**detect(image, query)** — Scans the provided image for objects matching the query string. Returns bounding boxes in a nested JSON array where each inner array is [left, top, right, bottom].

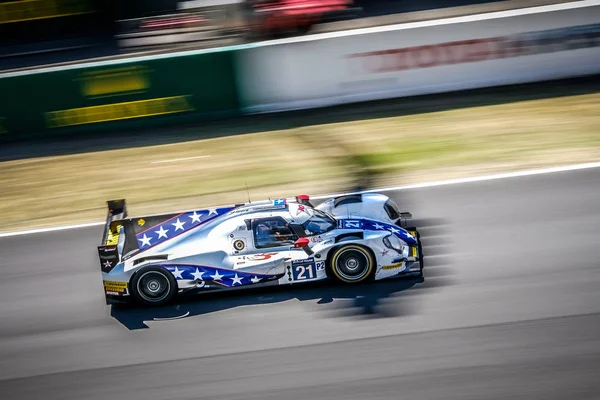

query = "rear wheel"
[[130, 266, 177, 306], [328, 245, 375, 283]]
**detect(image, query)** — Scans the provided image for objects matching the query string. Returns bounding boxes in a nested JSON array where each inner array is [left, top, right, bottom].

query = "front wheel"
[[130, 266, 177, 306], [328, 245, 375, 283]]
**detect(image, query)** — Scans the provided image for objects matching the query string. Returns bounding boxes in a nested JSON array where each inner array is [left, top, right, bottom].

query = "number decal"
[[297, 265, 306, 280], [293, 263, 315, 280]]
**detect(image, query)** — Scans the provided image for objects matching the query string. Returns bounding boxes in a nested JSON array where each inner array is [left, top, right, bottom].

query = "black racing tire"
[[130, 266, 177, 306], [327, 244, 375, 284]]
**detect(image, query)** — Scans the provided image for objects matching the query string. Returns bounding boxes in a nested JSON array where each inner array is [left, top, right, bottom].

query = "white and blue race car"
[[98, 193, 423, 306]]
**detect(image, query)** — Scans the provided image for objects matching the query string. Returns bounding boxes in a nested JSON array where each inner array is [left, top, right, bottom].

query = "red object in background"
[[252, 0, 351, 34]]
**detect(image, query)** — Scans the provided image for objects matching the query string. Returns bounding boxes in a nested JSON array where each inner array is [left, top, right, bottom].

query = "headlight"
[[383, 234, 406, 253]]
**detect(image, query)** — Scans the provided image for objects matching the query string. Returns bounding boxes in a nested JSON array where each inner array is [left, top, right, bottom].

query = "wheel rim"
[[334, 248, 371, 281], [137, 271, 171, 303]]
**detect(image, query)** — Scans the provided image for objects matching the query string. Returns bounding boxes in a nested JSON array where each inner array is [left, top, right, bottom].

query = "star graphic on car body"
[[155, 226, 169, 239], [191, 268, 205, 281], [139, 234, 152, 247], [373, 223, 385, 230], [172, 267, 184, 279], [189, 211, 202, 223], [172, 218, 186, 231], [250, 276, 261, 284], [230, 273, 243, 286], [207, 208, 219, 217], [103, 260, 112, 268], [210, 270, 224, 281]]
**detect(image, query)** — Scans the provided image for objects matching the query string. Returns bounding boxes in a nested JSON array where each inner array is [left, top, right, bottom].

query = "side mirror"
[[294, 238, 310, 248], [294, 237, 314, 256]]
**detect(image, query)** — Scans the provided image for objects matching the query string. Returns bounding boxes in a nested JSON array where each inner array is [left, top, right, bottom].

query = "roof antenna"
[[245, 183, 251, 204]]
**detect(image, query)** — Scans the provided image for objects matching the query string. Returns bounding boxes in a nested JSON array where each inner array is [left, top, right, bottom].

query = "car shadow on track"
[[110, 276, 432, 330]]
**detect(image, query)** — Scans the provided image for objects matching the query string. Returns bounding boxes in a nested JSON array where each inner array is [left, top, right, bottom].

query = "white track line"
[[1, 161, 599, 238], [311, 161, 600, 199], [0, 221, 105, 238], [151, 155, 210, 164]]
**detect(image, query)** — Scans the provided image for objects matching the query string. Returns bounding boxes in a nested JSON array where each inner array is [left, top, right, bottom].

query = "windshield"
[[302, 210, 336, 235]]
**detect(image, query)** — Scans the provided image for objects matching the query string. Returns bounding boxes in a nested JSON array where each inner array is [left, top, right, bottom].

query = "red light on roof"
[[297, 194, 310, 200]]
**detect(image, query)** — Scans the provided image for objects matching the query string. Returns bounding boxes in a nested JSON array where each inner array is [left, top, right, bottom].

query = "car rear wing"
[[98, 199, 139, 274], [101, 199, 128, 246]]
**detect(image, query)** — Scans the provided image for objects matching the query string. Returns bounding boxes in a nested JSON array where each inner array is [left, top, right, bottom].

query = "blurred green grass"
[[0, 91, 599, 232]]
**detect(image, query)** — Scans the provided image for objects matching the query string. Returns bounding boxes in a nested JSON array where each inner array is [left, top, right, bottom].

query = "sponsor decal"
[[310, 235, 322, 243], [105, 224, 122, 246], [412, 246, 418, 257], [292, 257, 314, 265], [381, 249, 389, 256], [78, 66, 150, 98], [315, 261, 325, 271], [103, 281, 127, 293], [342, 220, 361, 229], [247, 252, 278, 261], [98, 245, 119, 273], [138, 218, 146, 226], [349, 23, 600, 73], [233, 239, 245, 251], [45, 95, 194, 128], [231, 204, 286, 214], [382, 263, 403, 270], [296, 204, 307, 216]]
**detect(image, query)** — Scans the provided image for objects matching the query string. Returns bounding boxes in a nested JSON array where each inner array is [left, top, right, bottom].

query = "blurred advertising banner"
[[0, 50, 241, 138]]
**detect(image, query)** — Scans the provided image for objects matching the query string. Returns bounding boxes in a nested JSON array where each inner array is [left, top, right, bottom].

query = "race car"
[[98, 193, 423, 306]]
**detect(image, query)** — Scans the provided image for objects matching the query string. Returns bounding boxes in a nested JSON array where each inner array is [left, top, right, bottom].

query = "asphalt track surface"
[[1, 167, 599, 399]]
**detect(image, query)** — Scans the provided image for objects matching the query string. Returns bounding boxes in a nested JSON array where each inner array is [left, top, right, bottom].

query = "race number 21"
[[293, 263, 315, 280]]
